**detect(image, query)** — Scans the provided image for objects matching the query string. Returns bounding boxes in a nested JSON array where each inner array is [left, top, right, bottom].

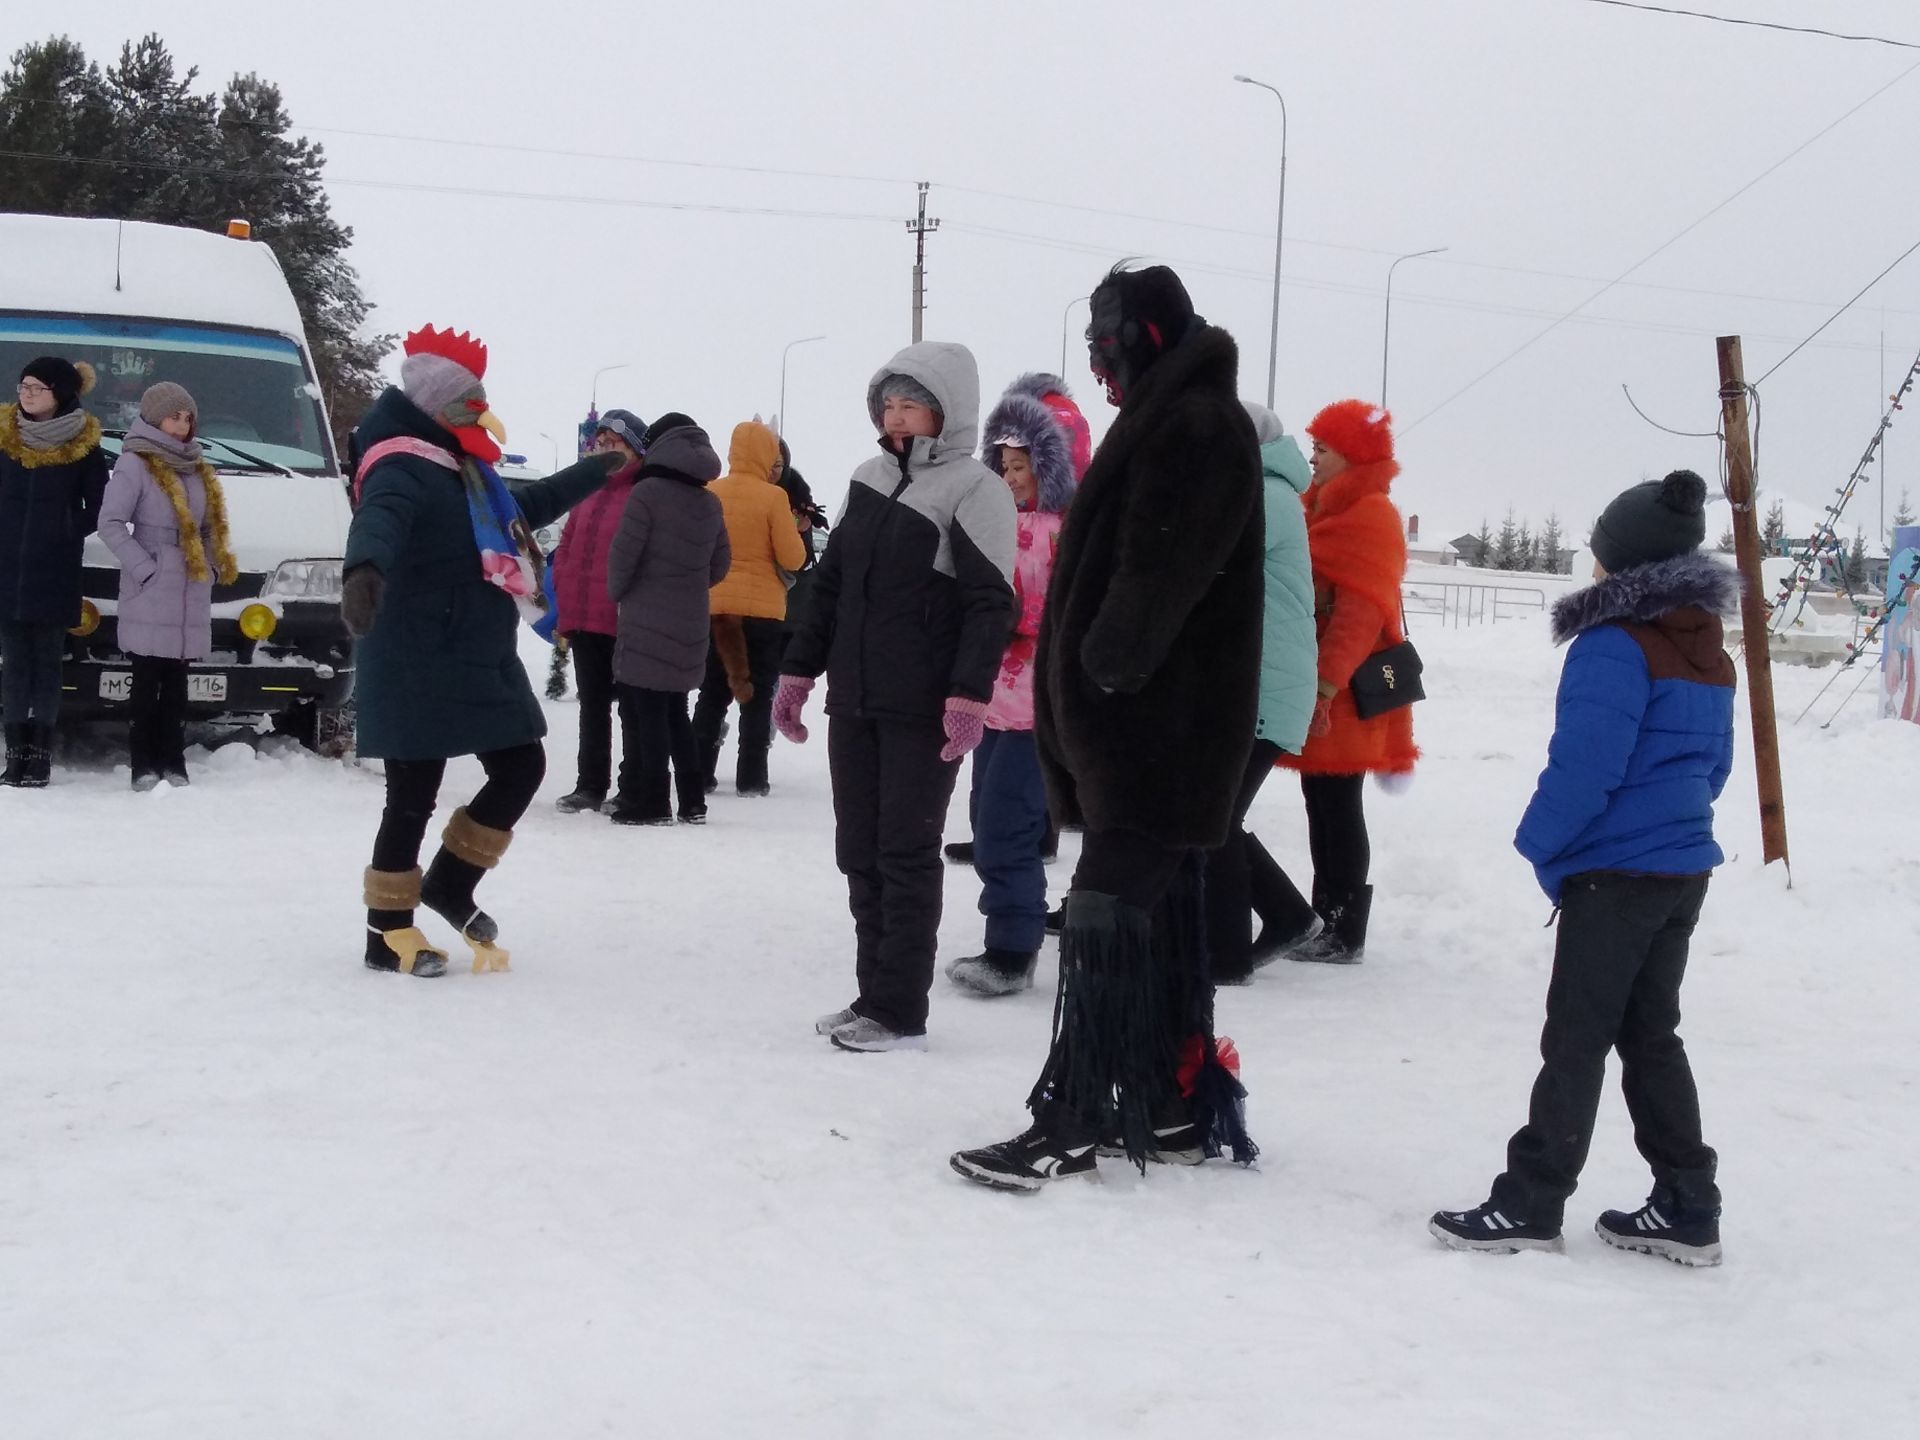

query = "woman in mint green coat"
[[1207, 401, 1317, 982]]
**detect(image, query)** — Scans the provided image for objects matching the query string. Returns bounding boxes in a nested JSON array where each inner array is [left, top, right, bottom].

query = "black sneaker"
[[556, 789, 605, 814], [1596, 1191, 1723, 1267], [950, 1125, 1097, 1192], [1429, 1201, 1565, 1254], [678, 809, 708, 825], [1095, 1121, 1206, 1166], [943, 841, 975, 865], [607, 803, 674, 826]]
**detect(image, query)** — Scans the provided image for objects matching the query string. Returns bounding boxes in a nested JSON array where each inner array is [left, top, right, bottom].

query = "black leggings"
[[372, 742, 547, 873], [1302, 773, 1369, 897]]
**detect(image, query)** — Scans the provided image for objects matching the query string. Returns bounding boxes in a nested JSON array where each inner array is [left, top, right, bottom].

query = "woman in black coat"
[[0, 356, 109, 787]]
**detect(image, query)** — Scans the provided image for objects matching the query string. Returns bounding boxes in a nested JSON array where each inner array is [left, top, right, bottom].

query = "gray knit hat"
[[139, 381, 198, 427], [400, 351, 482, 421], [1590, 470, 1708, 573], [878, 373, 942, 419]]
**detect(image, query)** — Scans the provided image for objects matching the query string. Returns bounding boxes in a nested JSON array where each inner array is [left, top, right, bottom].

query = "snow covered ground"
[[4, 619, 1916, 1438]]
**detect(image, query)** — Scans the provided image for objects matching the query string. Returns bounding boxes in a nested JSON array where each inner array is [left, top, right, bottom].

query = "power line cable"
[[1752, 235, 1920, 385], [1575, 0, 1920, 49], [1400, 57, 1920, 434]]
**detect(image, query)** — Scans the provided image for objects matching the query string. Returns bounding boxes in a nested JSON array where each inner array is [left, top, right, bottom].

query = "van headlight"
[[264, 559, 344, 603]]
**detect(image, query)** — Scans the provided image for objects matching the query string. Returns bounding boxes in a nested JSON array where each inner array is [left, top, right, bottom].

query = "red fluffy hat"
[[1306, 399, 1395, 467]]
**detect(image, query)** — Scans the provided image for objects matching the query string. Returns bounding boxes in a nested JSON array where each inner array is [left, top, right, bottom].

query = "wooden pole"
[[1716, 335, 1791, 876]]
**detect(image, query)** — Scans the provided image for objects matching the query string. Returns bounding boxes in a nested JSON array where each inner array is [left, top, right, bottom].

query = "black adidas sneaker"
[[950, 1125, 1096, 1192], [1596, 1192, 1723, 1267], [1429, 1201, 1565, 1254]]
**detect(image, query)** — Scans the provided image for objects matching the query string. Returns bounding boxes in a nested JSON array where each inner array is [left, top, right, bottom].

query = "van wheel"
[[280, 701, 356, 759]]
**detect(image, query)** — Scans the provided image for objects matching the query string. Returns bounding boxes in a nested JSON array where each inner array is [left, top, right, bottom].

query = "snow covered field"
[[4, 618, 1915, 1438]]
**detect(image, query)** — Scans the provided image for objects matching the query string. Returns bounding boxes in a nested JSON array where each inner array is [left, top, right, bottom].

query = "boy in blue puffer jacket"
[[1431, 470, 1737, 1266]]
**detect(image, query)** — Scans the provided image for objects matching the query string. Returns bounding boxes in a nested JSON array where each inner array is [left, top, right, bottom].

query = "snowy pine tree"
[[1470, 520, 1494, 568], [1540, 513, 1565, 574], [1717, 526, 1736, 553], [1763, 499, 1787, 552], [1515, 521, 1536, 573], [1493, 509, 1522, 570], [1845, 530, 1869, 589], [1892, 488, 1916, 544]]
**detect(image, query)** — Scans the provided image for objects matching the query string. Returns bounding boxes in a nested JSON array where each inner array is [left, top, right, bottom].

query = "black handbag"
[[1349, 637, 1424, 719]]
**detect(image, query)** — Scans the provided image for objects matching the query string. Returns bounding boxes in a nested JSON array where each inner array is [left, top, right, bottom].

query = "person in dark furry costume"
[[950, 265, 1265, 1192], [1432, 471, 1736, 1265]]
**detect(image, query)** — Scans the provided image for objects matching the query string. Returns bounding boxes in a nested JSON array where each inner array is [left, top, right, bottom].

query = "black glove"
[[342, 563, 385, 637]]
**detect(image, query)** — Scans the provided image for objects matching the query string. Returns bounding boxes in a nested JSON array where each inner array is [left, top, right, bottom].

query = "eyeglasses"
[[16, 381, 53, 397]]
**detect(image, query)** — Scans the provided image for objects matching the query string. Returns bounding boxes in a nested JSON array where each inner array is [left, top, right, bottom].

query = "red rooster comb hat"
[[399, 324, 503, 462]]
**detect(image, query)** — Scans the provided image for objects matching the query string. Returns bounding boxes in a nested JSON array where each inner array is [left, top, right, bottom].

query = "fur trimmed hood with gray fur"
[[1551, 550, 1741, 644], [981, 381, 1076, 515]]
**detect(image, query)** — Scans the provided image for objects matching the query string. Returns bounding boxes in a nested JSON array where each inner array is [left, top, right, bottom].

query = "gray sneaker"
[[814, 1006, 858, 1036], [829, 1016, 928, 1052]]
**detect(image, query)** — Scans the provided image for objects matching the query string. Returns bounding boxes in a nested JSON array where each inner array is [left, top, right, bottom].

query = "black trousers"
[[565, 630, 621, 798], [371, 741, 548, 876], [1491, 871, 1720, 1227], [127, 655, 189, 777], [1203, 740, 1283, 980], [1250, 771, 1371, 933], [618, 685, 704, 820], [691, 616, 785, 791], [828, 714, 962, 1035], [0, 620, 67, 726]]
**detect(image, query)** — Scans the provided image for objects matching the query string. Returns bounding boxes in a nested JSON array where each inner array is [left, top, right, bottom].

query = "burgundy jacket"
[[552, 459, 638, 636]]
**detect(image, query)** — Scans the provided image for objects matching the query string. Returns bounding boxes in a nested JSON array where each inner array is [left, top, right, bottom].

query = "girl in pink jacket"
[[947, 375, 1089, 996]]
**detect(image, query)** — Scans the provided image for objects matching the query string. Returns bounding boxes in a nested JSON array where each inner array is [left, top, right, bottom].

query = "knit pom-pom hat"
[[1306, 399, 1395, 467], [1590, 469, 1709, 573], [19, 356, 95, 415]]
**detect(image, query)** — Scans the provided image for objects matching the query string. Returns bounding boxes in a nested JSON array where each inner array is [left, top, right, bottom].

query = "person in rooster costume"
[[343, 325, 622, 978]]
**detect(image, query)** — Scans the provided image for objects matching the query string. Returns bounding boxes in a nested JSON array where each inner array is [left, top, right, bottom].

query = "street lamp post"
[[1233, 74, 1287, 410], [1061, 294, 1089, 377], [779, 335, 827, 436], [537, 431, 559, 470], [589, 362, 632, 418], [1381, 246, 1447, 409]]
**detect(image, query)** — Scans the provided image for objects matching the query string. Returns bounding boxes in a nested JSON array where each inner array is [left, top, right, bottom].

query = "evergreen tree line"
[[0, 34, 388, 456], [1461, 509, 1571, 574]]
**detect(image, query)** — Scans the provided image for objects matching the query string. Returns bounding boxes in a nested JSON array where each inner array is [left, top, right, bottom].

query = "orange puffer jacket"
[[708, 420, 808, 620], [1278, 457, 1418, 777]]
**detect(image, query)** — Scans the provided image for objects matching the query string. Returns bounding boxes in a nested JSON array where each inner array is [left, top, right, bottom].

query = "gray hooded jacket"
[[780, 341, 1017, 721], [607, 425, 731, 691]]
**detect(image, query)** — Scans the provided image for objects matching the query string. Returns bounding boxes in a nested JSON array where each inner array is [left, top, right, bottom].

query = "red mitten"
[[939, 697, 989, 763], [772, 675, 815, 744]]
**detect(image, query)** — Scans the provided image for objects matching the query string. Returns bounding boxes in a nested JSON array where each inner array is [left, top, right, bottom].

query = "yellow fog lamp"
[[239, 603, 278, 641], [69, 600, 101, 638]]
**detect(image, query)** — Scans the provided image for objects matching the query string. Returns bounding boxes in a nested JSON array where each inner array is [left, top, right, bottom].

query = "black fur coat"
[[1034, 325, 1264, 849]]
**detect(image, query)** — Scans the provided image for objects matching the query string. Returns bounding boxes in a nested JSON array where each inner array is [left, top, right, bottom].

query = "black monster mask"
[[1084, 266, 1198, 408]]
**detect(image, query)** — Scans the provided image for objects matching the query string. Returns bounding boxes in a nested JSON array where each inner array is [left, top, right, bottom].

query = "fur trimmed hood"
[[1551, 551, 1740, 644], [981, 384, 1076, 514]]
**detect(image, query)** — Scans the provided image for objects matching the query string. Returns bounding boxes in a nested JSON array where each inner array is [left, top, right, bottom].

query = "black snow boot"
[[736, 746, 770, 797], [946, 948, 1039, 996], [1290, 885, 1372, 964], [1245, 832, 1320, 965], [1596, 1188, 1723, 1267], [25, 724, 53, 787], [362, 866, 449, 979], [420, 807, 513, 971], [1, 724, 27, 787], [943, 840, 975, 865]]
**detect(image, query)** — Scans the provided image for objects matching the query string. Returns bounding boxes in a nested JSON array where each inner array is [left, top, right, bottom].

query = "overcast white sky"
[[29, 0, 1920, 541]]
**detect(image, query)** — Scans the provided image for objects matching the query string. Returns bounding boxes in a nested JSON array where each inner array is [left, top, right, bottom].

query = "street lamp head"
[[1233, 74, 1252, 83]]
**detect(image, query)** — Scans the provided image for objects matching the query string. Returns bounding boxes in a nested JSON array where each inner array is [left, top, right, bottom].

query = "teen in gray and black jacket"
[[775, 341, 1017, 1051]]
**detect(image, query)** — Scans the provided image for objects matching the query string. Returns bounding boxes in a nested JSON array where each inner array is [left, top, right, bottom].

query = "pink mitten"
[[939, 697, 990, 763], [772, 675, 815, 744]]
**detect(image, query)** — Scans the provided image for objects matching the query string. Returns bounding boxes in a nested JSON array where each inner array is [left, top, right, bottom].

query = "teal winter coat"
[[1248, 417, 1318, 752], [345, 387, 615, 761]]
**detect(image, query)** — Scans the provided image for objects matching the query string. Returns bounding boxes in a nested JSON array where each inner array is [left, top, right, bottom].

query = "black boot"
[[943, 840, 976, 865], [419, 807, 513, 970], [735, 745, 770, 797], [1290, 885, 1372, 964], [1246, 833, 1319, 964], [556, 788, 605, 814], [1, 724, 26, 787], [362, 866, 448, 978], [23, 723, 52, 788]]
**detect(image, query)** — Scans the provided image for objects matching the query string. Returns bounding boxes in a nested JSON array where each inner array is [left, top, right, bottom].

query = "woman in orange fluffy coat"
[[1264, 399, 1416, 963]]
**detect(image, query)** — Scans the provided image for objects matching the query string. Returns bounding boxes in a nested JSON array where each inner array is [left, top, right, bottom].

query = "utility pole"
[[906, 181, 940, 343], [1716, 335, 1790, 878]]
